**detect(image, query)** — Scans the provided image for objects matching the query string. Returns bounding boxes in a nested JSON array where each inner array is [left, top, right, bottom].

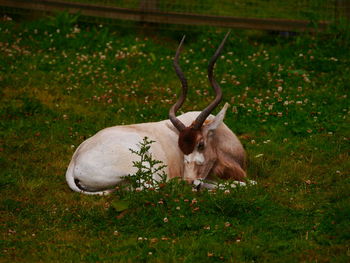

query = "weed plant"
[[0, 13, 349, 262]]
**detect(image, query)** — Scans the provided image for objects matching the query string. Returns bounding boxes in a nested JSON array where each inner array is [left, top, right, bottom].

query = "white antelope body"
[[66, 32, 247, 195]]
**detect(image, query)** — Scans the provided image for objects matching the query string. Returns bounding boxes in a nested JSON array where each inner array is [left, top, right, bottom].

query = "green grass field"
[[1, 13, 349, 262]]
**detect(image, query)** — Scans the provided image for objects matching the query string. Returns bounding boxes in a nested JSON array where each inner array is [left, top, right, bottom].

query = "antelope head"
[[169, 32, 233, 183]]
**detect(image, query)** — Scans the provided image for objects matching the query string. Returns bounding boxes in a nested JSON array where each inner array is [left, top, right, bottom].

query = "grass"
[[1, 13, 350, 262]]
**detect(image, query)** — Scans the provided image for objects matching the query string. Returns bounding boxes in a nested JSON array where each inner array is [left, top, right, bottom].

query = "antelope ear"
[[205, 103, 229, 133]]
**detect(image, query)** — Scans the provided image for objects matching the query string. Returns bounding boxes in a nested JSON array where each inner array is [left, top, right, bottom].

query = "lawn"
[[0, 13, 349, 262]]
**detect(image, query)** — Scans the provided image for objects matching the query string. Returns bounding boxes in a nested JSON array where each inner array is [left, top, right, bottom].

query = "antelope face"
[[181, 132, 215, 183], [178, 104, 229, 183]]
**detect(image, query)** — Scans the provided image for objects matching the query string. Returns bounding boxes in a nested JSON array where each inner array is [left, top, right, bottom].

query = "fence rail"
[[0, 0, 344, 31]]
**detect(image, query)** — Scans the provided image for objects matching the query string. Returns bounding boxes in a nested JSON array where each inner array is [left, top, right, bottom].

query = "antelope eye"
[[197, 141, 205, 151]]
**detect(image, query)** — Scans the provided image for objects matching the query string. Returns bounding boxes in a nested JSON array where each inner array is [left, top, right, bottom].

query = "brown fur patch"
[[212, 160, 246, 182], [178, 128, 200, 155]]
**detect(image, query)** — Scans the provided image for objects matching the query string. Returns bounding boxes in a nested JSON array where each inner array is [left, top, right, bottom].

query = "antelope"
[[66, 32, 247, 195]]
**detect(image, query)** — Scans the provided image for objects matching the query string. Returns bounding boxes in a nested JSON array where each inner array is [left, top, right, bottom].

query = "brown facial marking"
[[178, 127, 201, 155]]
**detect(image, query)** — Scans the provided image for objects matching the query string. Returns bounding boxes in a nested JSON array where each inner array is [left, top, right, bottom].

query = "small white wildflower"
[[248, 180, 257, 185], [163, 217, 168, 223], [232, 181, 246, 187], [73, 26, 80, 34]]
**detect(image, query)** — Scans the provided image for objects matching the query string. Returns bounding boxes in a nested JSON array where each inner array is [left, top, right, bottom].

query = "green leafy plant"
[[126, 137, 167, 190], [46, 11, 80, 32]]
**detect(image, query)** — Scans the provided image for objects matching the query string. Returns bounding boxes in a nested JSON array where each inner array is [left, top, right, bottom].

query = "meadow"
[[0, 13, 349, 262]]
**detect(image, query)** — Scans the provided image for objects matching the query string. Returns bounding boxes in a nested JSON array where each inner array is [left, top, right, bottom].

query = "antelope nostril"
[[192, 179, 202, 187]]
